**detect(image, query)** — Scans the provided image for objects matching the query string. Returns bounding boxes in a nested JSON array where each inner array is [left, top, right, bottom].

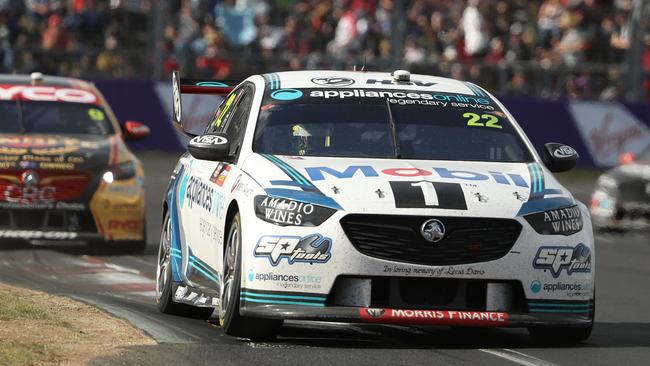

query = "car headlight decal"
[[524, 204, 583, 235], [254, 195, 336, 226], [103, 161, 136, 182]]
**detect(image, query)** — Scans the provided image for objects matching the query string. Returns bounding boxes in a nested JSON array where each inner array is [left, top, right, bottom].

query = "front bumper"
[[241, 304, 593, 328], [0, 176, 145, 243]]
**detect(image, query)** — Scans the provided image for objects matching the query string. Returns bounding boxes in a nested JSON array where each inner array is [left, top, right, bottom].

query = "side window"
[[223, 89, 253, 157], [205, 88, 244, 134], [205, 83, 254, 158]]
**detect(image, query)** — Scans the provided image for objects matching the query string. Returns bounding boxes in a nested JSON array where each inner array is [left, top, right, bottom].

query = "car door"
[[181, 83, 255, 292]]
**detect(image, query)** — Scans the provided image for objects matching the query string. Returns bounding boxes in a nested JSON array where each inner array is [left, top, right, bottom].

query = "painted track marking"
[[480, 348, 558, 366]]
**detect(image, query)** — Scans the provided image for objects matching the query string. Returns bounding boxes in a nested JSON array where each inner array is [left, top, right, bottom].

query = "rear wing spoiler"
[[171, 70, 241, 128]]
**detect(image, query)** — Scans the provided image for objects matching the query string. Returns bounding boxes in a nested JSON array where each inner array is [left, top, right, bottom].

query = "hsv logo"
[[366, 79, 436, 87], [0, 85, 98, 104]]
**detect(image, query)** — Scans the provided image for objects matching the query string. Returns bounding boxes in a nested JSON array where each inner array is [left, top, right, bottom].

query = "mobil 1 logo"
[[389, 181, 467, 210]]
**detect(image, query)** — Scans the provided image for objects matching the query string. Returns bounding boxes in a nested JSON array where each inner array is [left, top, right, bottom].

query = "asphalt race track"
[[1, 151, 649, 366]]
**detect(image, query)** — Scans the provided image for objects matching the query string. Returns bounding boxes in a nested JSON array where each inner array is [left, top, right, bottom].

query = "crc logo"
[[533, 244, 592, 278], [311, 77, 355, 87], [3, 185, 55, 204], [420, 219, 445, 243]]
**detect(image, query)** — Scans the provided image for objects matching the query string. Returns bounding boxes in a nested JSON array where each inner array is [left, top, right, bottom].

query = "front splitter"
[[241, 304, 593, 328]]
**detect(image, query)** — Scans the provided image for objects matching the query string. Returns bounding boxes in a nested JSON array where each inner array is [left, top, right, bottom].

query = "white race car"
[[156, 70, 595, 343]]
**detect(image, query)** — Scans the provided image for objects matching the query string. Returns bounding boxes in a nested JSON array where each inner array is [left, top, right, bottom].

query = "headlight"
[[524, 204, 583, 235], [103, 161, 136, 183], [254, 195, 336, 226], [597, 174, 617, 190]]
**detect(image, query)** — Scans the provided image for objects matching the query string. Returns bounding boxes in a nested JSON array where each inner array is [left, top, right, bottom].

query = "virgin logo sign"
[[590, 113, 645, 157], [569, 102, 650, 167]]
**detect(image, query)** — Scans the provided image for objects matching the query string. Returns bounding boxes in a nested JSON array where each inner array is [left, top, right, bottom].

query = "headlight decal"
[[254, 195, 336, 226], [524, 205, 583, 235]]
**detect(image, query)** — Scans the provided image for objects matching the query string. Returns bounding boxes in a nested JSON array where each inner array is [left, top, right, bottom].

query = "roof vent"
[[392, 70, 410, 82], [30, 72, 44, 85]]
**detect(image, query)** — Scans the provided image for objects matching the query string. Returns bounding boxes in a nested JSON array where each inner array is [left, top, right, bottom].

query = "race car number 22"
[[463, 113, 502, 129]]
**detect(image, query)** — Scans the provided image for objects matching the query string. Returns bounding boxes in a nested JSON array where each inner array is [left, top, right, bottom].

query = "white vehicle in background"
[[156, 69, 595, 343]]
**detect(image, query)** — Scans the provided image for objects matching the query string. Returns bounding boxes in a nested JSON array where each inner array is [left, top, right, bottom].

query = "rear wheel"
[[156, 211, 214, 319], [219, 212, 282, 340]]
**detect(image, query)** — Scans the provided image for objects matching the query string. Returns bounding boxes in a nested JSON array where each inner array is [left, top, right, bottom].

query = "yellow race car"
[[0, 73, 150, 250]]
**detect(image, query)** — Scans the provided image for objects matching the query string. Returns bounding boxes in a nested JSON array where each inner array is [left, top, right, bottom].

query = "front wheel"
[[219, 212, 282, 340], [156, 211, 214, 319], [528, 293, 595, 345]]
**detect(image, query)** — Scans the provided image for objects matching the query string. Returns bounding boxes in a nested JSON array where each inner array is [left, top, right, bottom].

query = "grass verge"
[[0, 283, 154, 366]]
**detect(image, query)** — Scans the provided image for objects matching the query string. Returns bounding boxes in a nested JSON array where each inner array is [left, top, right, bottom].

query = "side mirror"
[[187, 133, 232, 161], [123, 121, 150, 141], [542, 142, 579, 172]]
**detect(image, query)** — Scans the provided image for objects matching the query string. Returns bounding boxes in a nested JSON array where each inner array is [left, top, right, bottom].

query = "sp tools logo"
[[533, 244, 592, 278], [254, 234, 332, 266]]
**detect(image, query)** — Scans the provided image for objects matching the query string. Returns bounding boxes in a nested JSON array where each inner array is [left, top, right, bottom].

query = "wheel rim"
[[220, 220, 239, 319], [156, 216, 172, 302]]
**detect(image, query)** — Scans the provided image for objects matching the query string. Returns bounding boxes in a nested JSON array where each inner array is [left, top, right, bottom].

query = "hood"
[[0, 134, 118, 171], [608, 162, 650, 182], [242, 154, 575, 218]]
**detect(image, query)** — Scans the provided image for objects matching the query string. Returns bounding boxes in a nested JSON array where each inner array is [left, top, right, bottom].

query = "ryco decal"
[[0, 85, 98, 104]]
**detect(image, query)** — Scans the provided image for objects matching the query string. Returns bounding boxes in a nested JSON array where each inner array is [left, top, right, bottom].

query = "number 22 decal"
[[463, 113, 502, 129]]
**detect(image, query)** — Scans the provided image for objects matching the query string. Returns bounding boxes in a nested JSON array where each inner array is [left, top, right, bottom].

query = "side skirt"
[[171, 283, 220, 308]]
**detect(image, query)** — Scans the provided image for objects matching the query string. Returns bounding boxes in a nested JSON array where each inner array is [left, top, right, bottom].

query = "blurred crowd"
[[1, 0, 649, 100]]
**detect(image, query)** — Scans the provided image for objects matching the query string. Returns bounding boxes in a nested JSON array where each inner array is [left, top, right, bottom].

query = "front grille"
[[340, 214, 522, 266], [0, 169, 90, 203], [0, 210, 97, 232], [618, 180, 650, 202]]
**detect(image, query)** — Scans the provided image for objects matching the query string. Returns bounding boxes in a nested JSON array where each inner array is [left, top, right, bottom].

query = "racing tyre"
[[528, 293, 595, 345], [156, 212, 214, 319], [220, 212, 283, 340]]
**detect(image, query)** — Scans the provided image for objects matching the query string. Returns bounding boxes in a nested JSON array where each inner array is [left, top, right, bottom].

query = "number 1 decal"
[[410, 181, 439, 206], [389, 181, 468, 210]]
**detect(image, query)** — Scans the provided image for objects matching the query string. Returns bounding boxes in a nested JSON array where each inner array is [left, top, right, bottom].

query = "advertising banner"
[[568, 101, 650, 167]]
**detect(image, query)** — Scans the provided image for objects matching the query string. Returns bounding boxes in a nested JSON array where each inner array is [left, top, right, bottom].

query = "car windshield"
[[0, 101, 114, 135], [253, 88, 533, 162]]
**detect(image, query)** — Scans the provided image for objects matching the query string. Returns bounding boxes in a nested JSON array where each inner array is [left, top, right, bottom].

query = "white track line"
[[479, 348, 558, 366]]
